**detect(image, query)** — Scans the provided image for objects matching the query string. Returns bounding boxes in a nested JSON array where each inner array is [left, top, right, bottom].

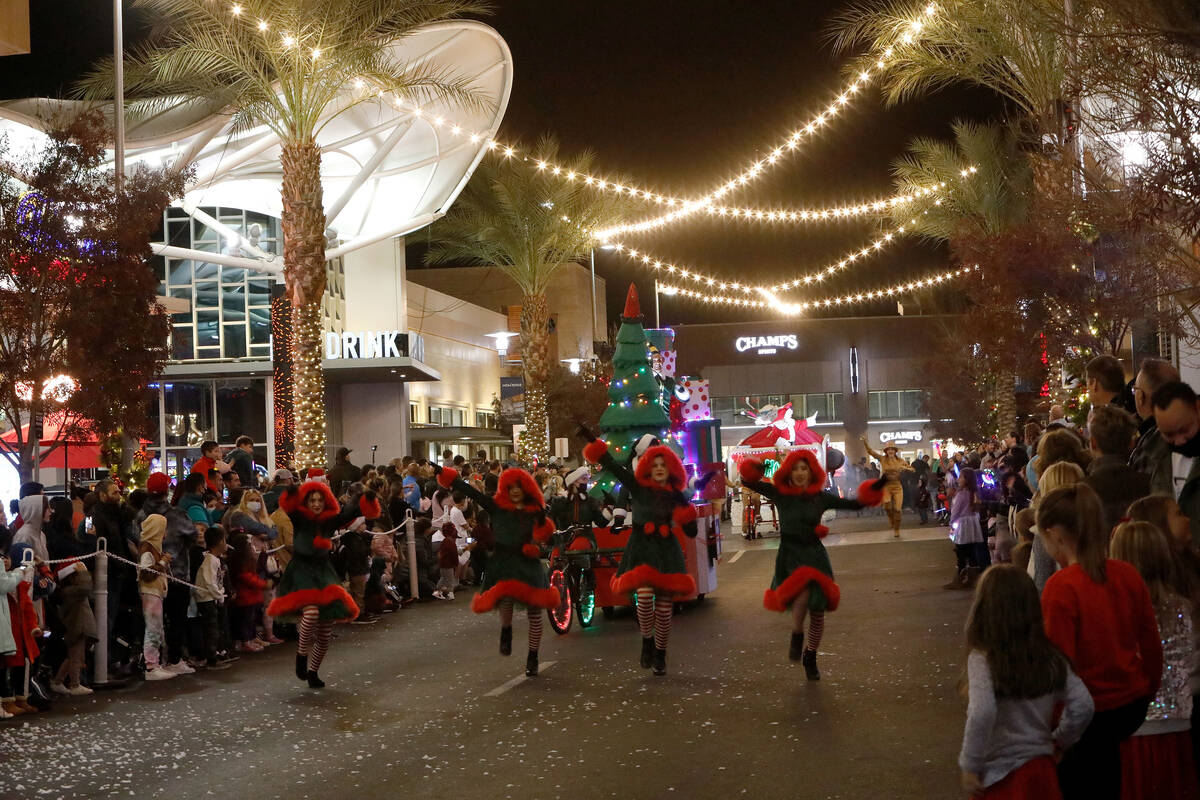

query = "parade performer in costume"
[[740, 451, 884, 680], [267, 480, 381, 689], [549, 467, 612, 531], [861, 437, 914, 538], [437, 466, 558, 678], [581, 431, 698, 676]]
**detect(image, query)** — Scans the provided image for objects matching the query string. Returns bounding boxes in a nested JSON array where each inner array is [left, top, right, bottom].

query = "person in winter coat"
[[266, 481, 381, 689], [945, 468, 989, 591], [14, 495, 48, 563], [230, 533, 269, 652], [434, 524, 459, 600], [49, 558, 97, 696], [0, 552, 25, 720], [3, 542, 43, 716], [138, 473, 198, 674], [437, 466, 558, 678], [138, 515, 174, 681], [548, 468, 611, 531], [582, 434, 698, 677], [739, 450, 884, 680]]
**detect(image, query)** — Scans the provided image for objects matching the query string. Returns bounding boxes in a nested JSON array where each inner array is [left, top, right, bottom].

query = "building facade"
[[672, 314, 956, 463]]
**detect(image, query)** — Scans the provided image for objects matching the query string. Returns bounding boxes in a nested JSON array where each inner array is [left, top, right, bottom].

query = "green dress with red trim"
[[437, 468, 560, 612], [584, 440, 699, 598], [267, 481, 381, 623], [739, 451, 882, 613]]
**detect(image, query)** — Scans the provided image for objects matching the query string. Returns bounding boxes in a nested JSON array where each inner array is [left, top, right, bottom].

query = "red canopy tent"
[[0, 417, 103, 470]]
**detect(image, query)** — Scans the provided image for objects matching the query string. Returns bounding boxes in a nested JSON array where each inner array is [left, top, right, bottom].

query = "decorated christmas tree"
[[589, 284, 672, 499]]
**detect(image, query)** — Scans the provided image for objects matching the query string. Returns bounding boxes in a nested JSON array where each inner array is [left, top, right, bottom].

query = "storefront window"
[[868, 390, 926, 420], [162, 382, 215, 448], [475, 410, 494, 429], [792, 392, 843, 422], [215, 379, 266, 445]]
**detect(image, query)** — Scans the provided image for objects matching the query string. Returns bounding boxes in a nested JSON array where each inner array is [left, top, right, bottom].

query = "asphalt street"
[[0, 518, 972, 800]]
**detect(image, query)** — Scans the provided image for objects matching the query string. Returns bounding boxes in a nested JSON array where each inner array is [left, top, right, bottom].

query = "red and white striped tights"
[[298, 606, 334, 673], [635, 588, 673, 650], [499, 599, 543, 651]]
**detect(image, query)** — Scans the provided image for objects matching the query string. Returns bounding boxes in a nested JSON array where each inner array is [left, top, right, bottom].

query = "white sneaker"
[[0, 706, 11, 719], [49, 681, 70, 695], [166, 661, 195, 675], [432, 591, 445, 600], [446, 591, 454, 601], [144, 667, 176, 681], [67, 684, 94, 696]]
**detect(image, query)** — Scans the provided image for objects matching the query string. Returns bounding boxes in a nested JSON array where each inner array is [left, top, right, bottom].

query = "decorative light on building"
[[41, 374, 78, 404], [485, 331, 519, 357]]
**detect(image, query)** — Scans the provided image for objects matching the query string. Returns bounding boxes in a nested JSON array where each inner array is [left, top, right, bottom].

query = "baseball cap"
[[273, 468, 295, 482], [146, 472, 171, 494]]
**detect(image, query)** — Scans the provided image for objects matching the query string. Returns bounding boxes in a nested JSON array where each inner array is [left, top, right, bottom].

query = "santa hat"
[[565, 466, 590, 487], [306, 467, 327, 481], [633, 434, 660, 458]]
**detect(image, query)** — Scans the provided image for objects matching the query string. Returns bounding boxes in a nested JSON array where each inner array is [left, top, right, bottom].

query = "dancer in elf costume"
[[581, 431, 697, 676], [437, 467, 559, 678], [266, 481, 381, 688], [740, 450, 884, 680]]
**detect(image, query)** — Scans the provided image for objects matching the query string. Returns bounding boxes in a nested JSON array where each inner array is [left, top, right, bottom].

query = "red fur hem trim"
[[267, 584, 360, 620], [773, 450, 825, 495], [437, 467, 457, 489], [763, 566, 840, 612], [583, 439, 609, 464], [532, 517, 555, 543], [814, 524, 830, 539], [856, 480, 884, 507], [359, 494, 382, 519], [738, 458, 765, 484], [470, 580, 561, 612], [611, 564, 696, 598], [521, 543, 541, 558], [313, 536, 333, 551]]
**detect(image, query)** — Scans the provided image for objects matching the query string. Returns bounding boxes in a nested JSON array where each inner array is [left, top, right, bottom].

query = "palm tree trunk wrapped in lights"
[[77, 0, 490, 470], [426, 137, 640, 464]]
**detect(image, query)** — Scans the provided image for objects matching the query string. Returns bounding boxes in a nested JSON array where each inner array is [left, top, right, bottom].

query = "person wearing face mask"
[[740, 451, 884, 680], [226, 489, 277, 541], [1147, 382, 1200, 547], [548, 467, 611, 532]]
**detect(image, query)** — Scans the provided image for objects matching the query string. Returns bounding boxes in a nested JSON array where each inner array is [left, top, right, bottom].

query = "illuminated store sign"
[[879, 430, 923, 445], [735, 334, 798, 355], [325, 330, 404, 359]]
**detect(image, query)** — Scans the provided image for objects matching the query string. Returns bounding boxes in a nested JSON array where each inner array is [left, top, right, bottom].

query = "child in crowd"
[[1009, 508, 1035, 574], [231, 533, 269, 653], [1036, 484, 1164, 800], [193, 526, 231, 671], [946, 468, 987, 590], [4, 543, 45, 715], [434, 523, 458, 600], [1110, 520, 1200, 800], [50, 559, 97, 696], [138, 514, 174, 681], [959, 565, 1093, 798]]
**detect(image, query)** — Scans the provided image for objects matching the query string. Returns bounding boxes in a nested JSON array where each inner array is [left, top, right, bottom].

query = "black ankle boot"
[[802, 650, 820, 681], [652, 647, 667, 676], [789, 632, 805, 662], [500, 626, 513, 656], [525, 650, 538, 677], [295, 654, 308, 681], [640, 637, 654, 669], [307, 670, 325, 689]]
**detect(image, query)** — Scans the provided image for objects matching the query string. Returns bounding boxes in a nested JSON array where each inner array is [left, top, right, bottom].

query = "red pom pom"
[[583, 439, 609, 464], [437, 467, 458, 489], [643, 522, 656, 534], [814, 524, 830, 539], [738, 458, 764, 484], [672, 504, 698, 526], [856, 480, 884, 507], [521, 543, 541, 559], [313, 536, 333, 551]]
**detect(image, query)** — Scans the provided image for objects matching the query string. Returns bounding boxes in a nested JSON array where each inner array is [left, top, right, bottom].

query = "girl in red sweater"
[[1036, 484, 1164, 800], [231, 533, 269, 653]]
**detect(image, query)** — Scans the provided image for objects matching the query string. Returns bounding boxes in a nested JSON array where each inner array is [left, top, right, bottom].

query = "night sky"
[[0, 0, 1006, 325]]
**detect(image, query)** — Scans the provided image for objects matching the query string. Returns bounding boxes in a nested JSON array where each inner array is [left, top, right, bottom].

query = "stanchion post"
[[405, 511, 419, 601], [93, 537, 109, 685]]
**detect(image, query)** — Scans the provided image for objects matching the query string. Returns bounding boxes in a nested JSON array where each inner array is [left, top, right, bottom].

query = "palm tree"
[[77, 0, 489, 469], [889, 120, 1033, 241], [830, 0, 1068, 142], [425, 138, 635, 462]]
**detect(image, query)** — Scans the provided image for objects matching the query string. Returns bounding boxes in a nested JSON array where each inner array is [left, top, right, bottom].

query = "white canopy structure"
[[0, 20, 512, 275]]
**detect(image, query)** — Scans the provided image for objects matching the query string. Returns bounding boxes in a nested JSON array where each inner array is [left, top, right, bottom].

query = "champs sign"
[[735, 334, 799, 356]]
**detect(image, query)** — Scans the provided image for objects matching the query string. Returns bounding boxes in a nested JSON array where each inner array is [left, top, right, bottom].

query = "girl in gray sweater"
[[959, 565, 1093, 797]]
